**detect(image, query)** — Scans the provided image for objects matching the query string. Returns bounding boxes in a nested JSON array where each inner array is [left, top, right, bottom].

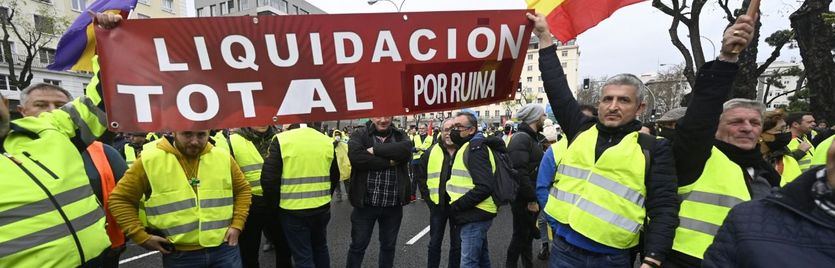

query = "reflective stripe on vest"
[[780, 155, 802, 187], [788, 137, 815, 171], [672, 147, 750, 259], [446, 142, 497, 214], [811, 136, 833, 168], [425, 144, 445, 204], [544, 135, 569, 220], [229, 134, 265, 196], [142, 142, 234, 247], [277, 127, 335, 210], [547, 126, 647, 249]]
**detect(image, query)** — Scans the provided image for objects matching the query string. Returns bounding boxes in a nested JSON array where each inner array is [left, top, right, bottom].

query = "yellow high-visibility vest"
[[413, 134, 434, 160], [141, 145, 233, 247], [672, 147, 749, 259], [276, 127, 334, 210], [780, 155, 802, 186], [788, 136, 815, 171], [425, 144, 445, 204], [228, 133, 264, 196], [446, 142, 497, 214], [547, 126, 647, 249], [811, 136, 833, 168], [124, 144, 137, 166], [543, 135, 569, 220]]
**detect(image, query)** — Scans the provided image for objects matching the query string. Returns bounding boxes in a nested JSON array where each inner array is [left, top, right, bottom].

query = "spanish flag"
[[527, 0, 645, 43], [48, 0, 137, 72]]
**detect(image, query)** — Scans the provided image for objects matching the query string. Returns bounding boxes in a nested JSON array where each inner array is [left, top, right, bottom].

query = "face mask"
[[449, 129, 474, 146], [765, 132, 792, 150]]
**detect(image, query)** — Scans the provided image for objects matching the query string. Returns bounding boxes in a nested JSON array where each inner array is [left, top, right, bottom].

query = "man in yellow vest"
[[0, 13, 122, 267], [415, 119, 461, 268], [666, 15, 784, 267], [530, 13, 679, 268], [17, 82, 130, 267], [108, 129, 252, 267], [411, 123, 434, 201], [261, 123, 339, 268], [229, 126, 293, 268], [812, 135, 834, 169], [446, 112, 504, 267], [121, 132, 148, 166], [787, 112, 817, 171]]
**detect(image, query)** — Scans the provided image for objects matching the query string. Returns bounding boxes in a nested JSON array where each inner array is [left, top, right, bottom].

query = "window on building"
[[0, 7, 9, 23], [0, 74, 18, 91], [528, 43, 538, 50], [34, 0, 52, 3], [220, 2, 227, 14], [561, 62, 567, 68], [485, 111, 490, 117], [43, 79, 60, 86], [537, 98, 543, 103], [447, 112, 452, 117], [495, 110, 500, 117], [71, 0, 86, 11], [538, 87, 544, 92], [516, 99, 522, 105], [228, 0, 235, 13], [527, 54, 533, 60], [162, 0, 174, 12], [0, 41, 13, 62], [527, 77, 532, 82], [538, 76, 542, 81], [562, 50, 568, 57], [527, 65, 533, 71], [138, 0, 150, 5], [210, 4, 218, 16], [38, 48, 56, 64], [33, 15, 55, 34], [475, 111, 480, 117], [196, 8, 204, 17]]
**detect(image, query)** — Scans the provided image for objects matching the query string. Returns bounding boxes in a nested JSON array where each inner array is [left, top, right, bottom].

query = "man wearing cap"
[[505, 104, 547, 268], [656, 107, 687, 143]]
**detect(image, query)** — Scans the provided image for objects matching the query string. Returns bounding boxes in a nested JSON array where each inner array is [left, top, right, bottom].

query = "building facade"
[[0, 0, 184, 118], [195, 0, 324, 17], [756, 61, 804, 109]]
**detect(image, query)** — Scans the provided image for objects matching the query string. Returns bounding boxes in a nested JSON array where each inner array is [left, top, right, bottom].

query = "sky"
[[187, 0, 826, 79]]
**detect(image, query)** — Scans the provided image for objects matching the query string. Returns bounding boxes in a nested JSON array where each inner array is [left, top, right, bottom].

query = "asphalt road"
[[118, 197, 551, 268]]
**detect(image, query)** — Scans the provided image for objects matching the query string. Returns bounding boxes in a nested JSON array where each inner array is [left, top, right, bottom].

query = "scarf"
[[715, 140, 781, 186]]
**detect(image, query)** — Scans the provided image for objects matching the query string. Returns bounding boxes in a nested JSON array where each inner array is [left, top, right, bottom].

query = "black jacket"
[[260, 128, 340, 216], [415, 142, 456, 212], [449, 134, 504, 225], [347, 124, 413, 208], [703, 167, 835, 267], [507, 123, 545, 203], [540, 44, 680, 261], [669, 61, 782, 267]]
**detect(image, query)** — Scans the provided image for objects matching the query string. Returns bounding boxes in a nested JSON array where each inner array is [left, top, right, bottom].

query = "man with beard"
[[233, 126, 293, 268], [415, 119, 462, 268], [505, 104, 547, 268], [787, 112, 817, 171], [665, 15, 782, 268], [530, 12, 679, 268], [346, 117, 412, 268]]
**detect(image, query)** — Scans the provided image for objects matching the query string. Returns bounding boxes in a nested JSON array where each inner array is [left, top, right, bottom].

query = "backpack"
[[463, 138, 520, 207]]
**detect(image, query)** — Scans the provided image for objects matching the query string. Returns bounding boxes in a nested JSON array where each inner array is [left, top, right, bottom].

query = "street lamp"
[[689, 34, 717, 59], [368, 0, 405, 12]]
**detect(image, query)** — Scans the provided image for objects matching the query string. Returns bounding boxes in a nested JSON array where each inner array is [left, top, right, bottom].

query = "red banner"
[[95, 10, 532, 132]]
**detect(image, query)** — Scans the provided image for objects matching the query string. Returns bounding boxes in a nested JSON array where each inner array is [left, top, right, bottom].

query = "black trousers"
[[239, 196, 293, 268], [506, 199, 539, 268]]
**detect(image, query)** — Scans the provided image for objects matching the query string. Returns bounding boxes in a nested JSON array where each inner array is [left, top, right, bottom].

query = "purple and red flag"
[[48, 0, 137, 72]]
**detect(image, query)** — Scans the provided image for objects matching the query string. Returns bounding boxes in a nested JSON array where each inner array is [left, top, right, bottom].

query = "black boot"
[[537, 242, 550, 260]]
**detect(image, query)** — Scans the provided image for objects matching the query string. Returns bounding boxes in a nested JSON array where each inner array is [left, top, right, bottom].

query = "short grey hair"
[[454, 111, 478, 128], [20, 83, 72, 105], [723, 98, 765, 119], [601, 74, 647, 103]]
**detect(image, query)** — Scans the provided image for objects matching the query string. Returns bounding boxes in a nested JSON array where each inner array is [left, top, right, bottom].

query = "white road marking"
[[119, 251, 159, 264], [406, 225, 431, 245]]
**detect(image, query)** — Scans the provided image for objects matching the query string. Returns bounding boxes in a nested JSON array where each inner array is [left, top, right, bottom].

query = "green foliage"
[[786, 87, 810, 112]]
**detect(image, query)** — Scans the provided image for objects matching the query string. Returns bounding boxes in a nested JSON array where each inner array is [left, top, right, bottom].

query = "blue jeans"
[[346, 206, 403, 268], [280, 210, 331, 268], [162, 243, 242, 268], [549, 237, 631, 268], [427, 206, 460, 268], [459, 219, 492, 268]]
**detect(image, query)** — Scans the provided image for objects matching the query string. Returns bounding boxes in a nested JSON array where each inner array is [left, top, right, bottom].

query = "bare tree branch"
[[717, 0, 737, 24]]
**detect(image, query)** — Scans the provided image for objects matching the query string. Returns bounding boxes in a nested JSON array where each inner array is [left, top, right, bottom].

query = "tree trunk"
[[791, 0, 835, 120], [729, 0, 762, 100]]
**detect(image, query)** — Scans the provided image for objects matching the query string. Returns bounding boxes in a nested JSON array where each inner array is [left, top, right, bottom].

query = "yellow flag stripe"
[[526, 0, 568, 14]]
